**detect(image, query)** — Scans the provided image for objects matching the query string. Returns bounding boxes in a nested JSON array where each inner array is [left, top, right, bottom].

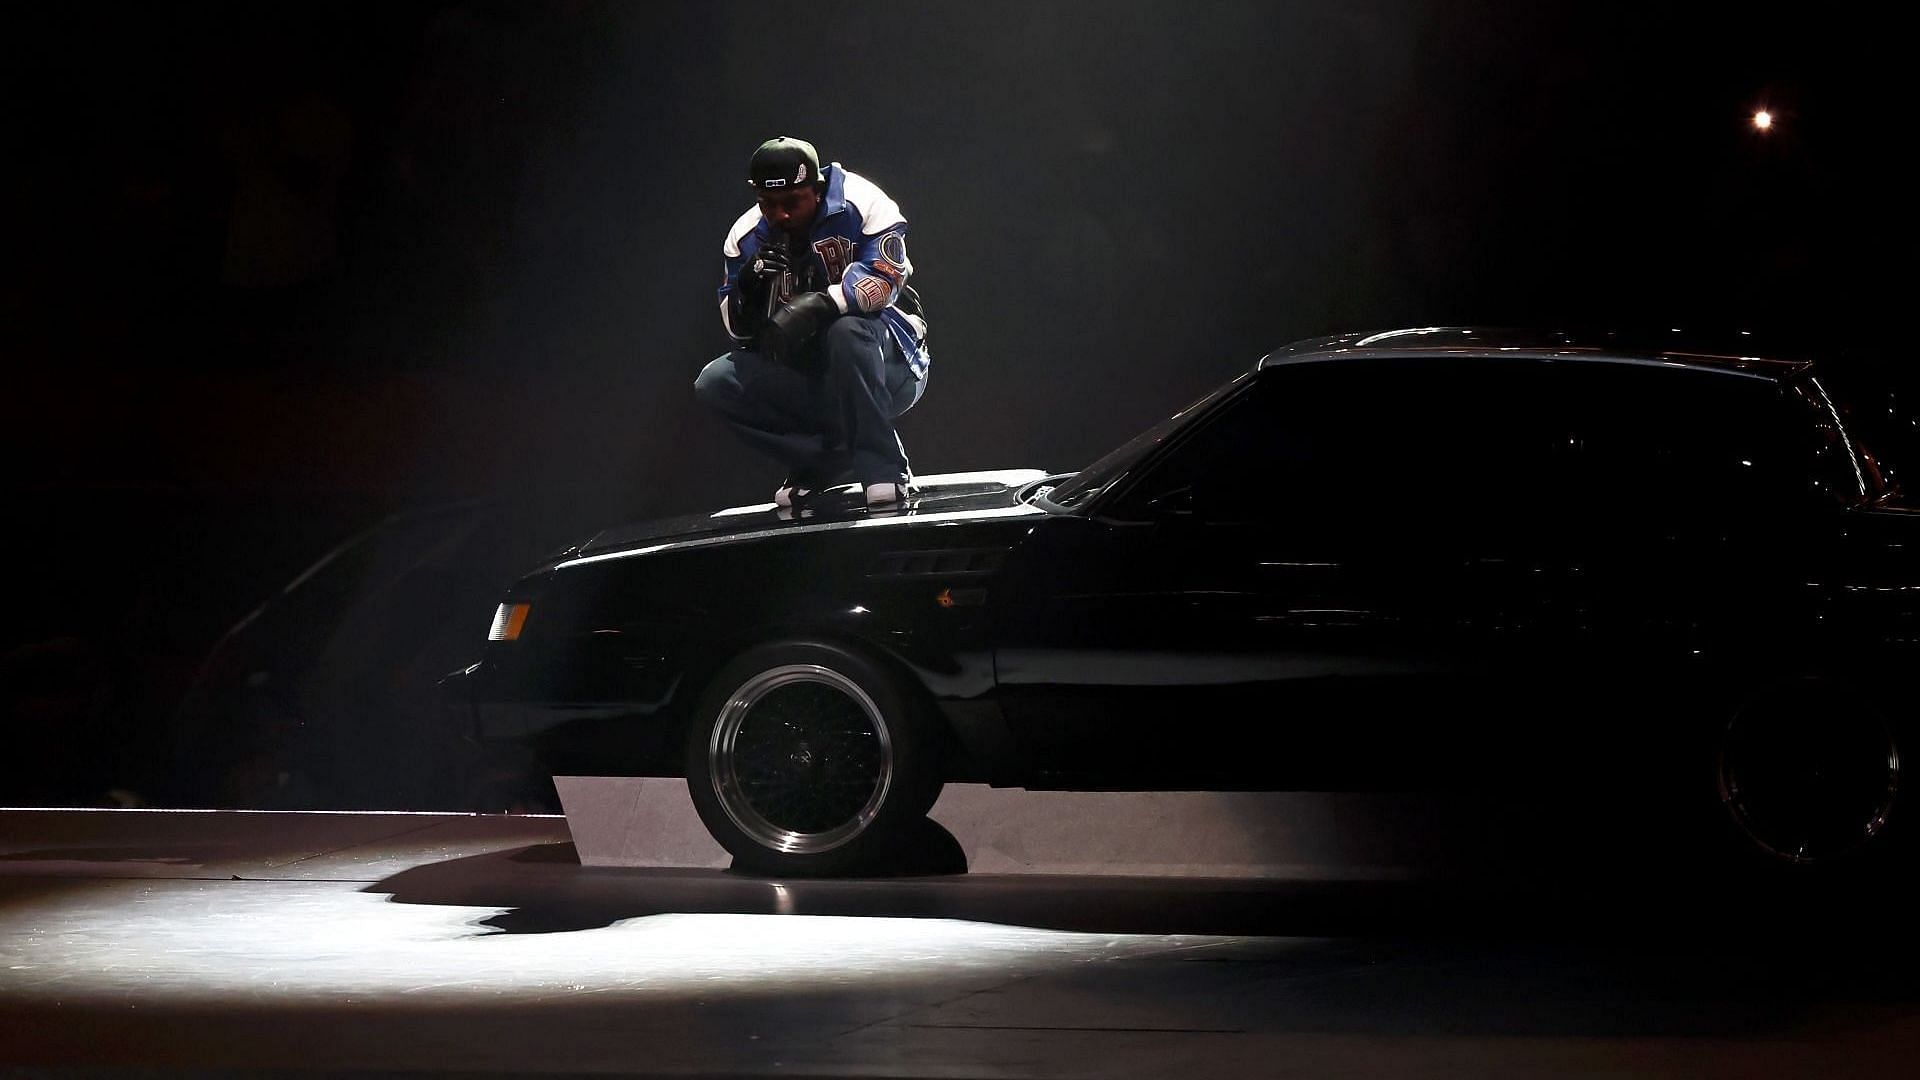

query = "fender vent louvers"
[[869, 548, 1008, 579]]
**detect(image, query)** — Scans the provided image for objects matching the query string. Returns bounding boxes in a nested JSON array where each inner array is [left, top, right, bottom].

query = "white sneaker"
[[864, 481, 914, 506], [774, 481, 812, 507]]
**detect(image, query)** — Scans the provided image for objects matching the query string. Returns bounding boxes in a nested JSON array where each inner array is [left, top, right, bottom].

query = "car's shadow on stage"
[[358, 815, 1920, 1041], [366, 818, 1920, 949]]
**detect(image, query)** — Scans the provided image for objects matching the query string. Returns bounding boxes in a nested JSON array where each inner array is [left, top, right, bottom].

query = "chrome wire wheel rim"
[[709, 664, 894, 856], [1717, 699, 1901, 865]]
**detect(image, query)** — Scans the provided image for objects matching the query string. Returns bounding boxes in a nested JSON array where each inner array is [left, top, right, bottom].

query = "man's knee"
[[693, 355, 737, 409], [822, 316, 883, 375]]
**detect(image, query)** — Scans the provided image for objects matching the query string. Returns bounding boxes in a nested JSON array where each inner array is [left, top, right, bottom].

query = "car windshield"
[[1042, 371, 1251, 510]]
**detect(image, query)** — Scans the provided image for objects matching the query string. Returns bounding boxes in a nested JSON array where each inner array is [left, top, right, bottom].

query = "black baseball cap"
[[748, 136, 823, 190]]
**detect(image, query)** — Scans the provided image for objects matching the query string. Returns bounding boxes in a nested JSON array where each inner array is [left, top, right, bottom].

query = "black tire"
[[684, 640, 944, 876], [1712, 678, 1904, 875]]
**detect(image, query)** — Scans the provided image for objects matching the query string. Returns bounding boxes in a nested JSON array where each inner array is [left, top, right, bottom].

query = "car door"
[[993, 358, 1570, 790]]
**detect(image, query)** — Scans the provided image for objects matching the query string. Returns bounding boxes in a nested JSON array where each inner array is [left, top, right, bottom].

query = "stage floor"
[[3, 808, 1919, 1078]]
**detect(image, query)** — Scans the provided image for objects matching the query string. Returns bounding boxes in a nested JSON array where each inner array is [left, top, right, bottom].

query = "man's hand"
[[738, 243, 790, 293], [726, 242, 792, 341], [761, 292, 837, 365]]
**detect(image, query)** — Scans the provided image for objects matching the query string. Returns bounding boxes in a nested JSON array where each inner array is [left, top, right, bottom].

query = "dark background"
[[1, 3, 1907, 807]]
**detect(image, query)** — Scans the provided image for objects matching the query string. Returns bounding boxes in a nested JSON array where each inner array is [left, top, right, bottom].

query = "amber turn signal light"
[[488, 602, 531, 641]]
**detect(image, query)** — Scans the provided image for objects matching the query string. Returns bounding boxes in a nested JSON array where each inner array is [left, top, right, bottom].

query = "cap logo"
[[795, 163, 809, 183]]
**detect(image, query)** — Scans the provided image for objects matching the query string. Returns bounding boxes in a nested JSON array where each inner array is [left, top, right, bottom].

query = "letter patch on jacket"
[[813, 237, 856, 284]]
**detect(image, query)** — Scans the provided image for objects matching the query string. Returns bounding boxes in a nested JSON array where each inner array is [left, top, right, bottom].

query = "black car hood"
[[562, 469, 1053, 564]]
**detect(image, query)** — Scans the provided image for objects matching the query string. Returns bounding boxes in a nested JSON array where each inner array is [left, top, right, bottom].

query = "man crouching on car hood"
[[693, 136, 932, 509]]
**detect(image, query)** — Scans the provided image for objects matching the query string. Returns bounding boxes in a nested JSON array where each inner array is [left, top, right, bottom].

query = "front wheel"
[[685, 641, 944, 876]]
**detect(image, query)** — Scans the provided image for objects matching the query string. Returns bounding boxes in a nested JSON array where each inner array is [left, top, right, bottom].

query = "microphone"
[[765, 233, 794, 327]]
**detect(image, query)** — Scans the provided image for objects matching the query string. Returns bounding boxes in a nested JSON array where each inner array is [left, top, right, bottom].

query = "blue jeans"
[[694, 314, 925, 487]]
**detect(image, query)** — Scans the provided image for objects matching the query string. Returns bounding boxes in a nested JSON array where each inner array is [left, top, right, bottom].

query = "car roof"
[[1258, 327, 1814, 380]]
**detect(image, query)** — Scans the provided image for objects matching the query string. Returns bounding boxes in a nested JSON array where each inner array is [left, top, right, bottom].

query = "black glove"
[[761, 292, 837, 365], [737, 243, 789, 298], [727, 243, 791, 339]]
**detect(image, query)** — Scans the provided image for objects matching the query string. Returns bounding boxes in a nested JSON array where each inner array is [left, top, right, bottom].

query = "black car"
[[449, 328, 1917, 877]]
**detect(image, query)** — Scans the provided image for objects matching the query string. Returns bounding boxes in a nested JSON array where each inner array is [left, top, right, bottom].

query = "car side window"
[[1115, 358, 1848, 545], [1116, 359, 1561, 533], [1552, 365, 1837, 524]]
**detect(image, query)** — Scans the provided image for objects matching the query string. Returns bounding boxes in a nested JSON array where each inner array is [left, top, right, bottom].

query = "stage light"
[[1752, 110, 1773, 132]]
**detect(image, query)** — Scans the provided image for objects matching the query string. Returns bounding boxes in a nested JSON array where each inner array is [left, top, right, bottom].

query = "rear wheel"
[[685, 641, 944, 876], [1715, 680, 1902, 870]]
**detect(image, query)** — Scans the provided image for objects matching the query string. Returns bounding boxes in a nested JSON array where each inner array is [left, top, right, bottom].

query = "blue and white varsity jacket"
[[718, 164, 930, 379]]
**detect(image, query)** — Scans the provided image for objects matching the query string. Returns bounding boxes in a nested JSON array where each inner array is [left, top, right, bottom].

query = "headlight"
[[488, 602, 530, 641]]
